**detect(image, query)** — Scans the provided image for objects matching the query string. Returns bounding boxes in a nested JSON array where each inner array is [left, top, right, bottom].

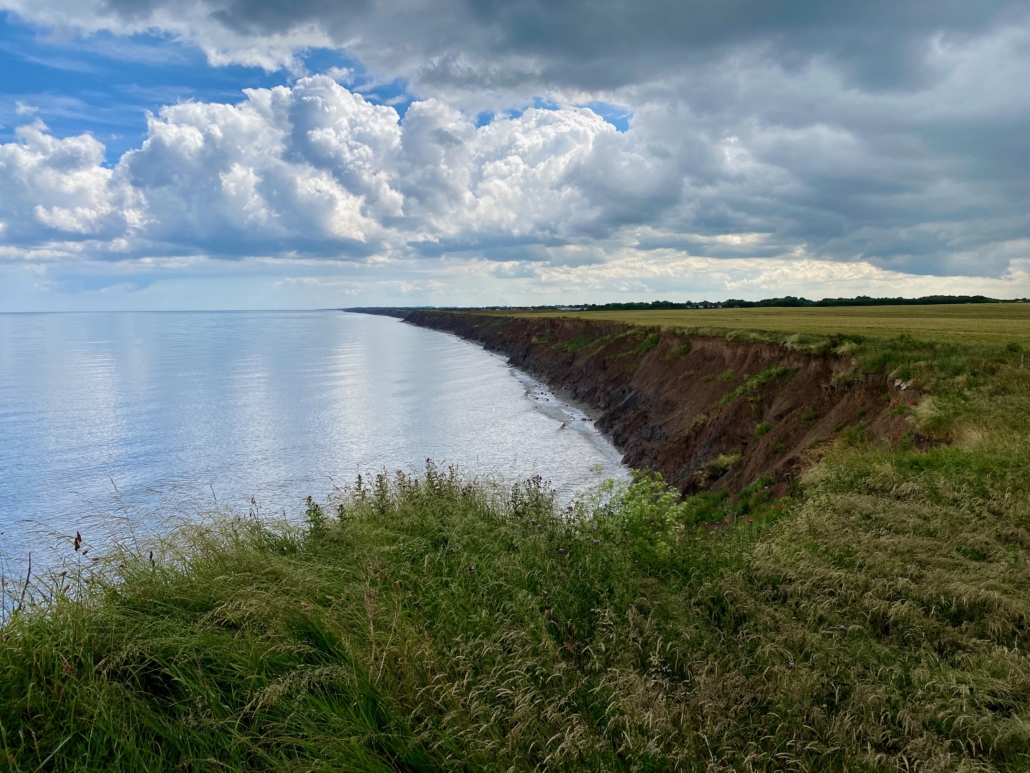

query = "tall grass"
[[4, 433, 1030, 770], [0, 468, 781, 772]]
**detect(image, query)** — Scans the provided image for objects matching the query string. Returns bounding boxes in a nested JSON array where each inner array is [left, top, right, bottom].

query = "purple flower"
[[558, 548, 566, 554], [592, 539, 600, 545], [786, 661, 795, 670]]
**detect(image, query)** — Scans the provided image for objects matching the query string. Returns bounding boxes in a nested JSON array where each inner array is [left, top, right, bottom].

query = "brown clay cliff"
[[397, 311, 915, 496]]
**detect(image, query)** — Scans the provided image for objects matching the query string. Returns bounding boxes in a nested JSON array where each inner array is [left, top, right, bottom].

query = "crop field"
[[516, 303, 1030, 345]]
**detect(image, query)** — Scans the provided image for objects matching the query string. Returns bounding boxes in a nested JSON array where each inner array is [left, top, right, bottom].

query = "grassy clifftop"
[[513, 302, 1030, 346], [3, 316, 1030, 771]]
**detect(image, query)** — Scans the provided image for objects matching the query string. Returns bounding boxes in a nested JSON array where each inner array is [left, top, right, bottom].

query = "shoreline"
[[395, 309, 915, 494]]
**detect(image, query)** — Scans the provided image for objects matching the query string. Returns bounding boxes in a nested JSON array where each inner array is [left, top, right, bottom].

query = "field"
[[515, 303, 1030, 346]]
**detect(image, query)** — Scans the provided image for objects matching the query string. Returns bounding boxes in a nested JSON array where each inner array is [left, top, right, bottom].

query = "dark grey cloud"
[[80, 0, 1026, 94]]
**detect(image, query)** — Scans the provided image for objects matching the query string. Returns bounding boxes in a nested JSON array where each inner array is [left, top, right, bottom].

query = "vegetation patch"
[[704, 451, 741, 477], [635, 333, 661, 355], [837, 422, 873, 447], [718, 364, 794, 405], [1, 468, 792, 772], [726, 329, 776, 344], [684, 413, 708, 435], [551, 332, 618, 354], [663, 341, 692, 360], [609, 330, 662, 359]]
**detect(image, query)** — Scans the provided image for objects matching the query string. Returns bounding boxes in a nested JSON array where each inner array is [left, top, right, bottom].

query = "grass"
[[718, 364, 794, 405], [684, 413, 708, 436], [664, 341, 692, 360], [5, 309, 1030, 770], [1, 469, 791, 772]]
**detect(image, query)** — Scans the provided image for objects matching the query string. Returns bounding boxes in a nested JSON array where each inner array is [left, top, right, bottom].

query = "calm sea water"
[[0, 311, 626, 565]]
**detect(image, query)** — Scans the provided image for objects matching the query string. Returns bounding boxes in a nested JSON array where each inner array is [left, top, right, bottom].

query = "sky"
[[0, 1, 1029, 310]]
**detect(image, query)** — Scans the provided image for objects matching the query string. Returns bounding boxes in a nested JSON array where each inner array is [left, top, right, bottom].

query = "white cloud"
[[0, 77, 630, 262], [0, 120, 143, 245]]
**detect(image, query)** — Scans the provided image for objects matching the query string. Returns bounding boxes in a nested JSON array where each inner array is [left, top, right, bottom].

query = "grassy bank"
[[3, 321, 1030, 771]]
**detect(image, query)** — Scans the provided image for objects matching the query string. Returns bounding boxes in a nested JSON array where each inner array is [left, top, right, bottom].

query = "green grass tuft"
[[719, 364, 794, 405]]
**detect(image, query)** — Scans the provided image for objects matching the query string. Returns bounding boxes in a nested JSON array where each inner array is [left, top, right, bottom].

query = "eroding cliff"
[[403, 311, 916, 495]]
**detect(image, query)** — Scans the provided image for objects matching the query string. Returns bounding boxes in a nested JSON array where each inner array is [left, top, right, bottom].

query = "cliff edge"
[[404, 310, 916, 494]]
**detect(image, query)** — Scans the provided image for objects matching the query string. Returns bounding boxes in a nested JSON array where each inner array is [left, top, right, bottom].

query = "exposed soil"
[[399, 311, 918, 496]]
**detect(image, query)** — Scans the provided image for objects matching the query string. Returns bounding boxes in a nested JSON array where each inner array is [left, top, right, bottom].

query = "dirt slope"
[[403, 311, 916, 495]]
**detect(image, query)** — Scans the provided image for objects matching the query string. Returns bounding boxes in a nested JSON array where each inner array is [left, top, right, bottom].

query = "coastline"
[[391, 309, 914, 494]]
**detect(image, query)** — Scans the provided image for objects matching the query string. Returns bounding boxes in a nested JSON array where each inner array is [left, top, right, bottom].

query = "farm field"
[[515, 303, 1030, 345]]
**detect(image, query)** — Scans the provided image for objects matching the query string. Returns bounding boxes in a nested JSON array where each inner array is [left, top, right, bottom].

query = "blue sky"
[[0, 1, 1029, 310], [0, 12, 416, 160]]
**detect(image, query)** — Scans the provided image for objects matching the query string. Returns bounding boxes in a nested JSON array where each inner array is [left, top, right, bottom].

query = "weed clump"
[[719, 364, 794, 405], [684, 413, 708, 435], [664, 341, 692, 360], [636, 333, 661, 355], [704, 452, 741, 477]]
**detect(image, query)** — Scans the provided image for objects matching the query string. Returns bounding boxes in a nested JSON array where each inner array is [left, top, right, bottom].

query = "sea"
[[0, 311, 627, 569]]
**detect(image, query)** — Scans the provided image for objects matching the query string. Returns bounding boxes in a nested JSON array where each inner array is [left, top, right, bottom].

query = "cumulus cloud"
[[0, 120, 142, 248], [0, 77, 635, 262]]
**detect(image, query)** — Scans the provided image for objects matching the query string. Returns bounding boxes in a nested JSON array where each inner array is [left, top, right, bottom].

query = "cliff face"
[[403, 311, 915, 495]]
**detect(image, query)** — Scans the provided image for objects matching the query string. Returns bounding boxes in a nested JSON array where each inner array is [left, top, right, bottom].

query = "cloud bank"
[[0, 0, 1029, 307]]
